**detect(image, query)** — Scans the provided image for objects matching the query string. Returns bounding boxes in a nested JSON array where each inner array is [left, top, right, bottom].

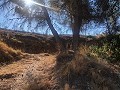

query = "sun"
[[23, 0, 33, 6], [22, 0, 59, 11]]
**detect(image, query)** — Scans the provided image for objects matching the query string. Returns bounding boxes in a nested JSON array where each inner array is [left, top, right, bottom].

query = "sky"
[[0, 11, 107, 36], [0, 0, 117, 36]]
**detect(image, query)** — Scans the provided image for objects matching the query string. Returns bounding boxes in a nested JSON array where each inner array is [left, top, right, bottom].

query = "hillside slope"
[[0, 29, 120, 90], [0, 29, 57, 54], [0, 41, 21, 64]]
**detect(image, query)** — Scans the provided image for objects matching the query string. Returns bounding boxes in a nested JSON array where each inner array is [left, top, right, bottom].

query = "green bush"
[[106, 34, 120, 63], [90, 34, 120, 63]]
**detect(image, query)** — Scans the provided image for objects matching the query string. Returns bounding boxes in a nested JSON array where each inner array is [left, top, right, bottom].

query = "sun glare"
[[23, 0, 33, 6], [23, 0, 59, 11]]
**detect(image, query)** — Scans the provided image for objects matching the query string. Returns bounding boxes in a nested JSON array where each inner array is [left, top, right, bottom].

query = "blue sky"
[[0, 10, 107, 36], [0, 0, 115, 36]]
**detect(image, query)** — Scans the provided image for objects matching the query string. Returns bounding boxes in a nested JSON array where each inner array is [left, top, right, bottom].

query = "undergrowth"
[[56, 45, 120, 89], [89, 34, 120, 63]]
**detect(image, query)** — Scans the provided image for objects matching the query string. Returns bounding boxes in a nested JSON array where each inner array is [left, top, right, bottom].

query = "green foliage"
[[90, 44, 111, 61], [106, 34, 120, 63], [90, 34, 120, 63]]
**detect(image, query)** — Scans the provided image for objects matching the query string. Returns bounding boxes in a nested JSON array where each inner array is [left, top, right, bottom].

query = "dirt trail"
[[0, 53, 120, 90], [0, 53, 60, 90]]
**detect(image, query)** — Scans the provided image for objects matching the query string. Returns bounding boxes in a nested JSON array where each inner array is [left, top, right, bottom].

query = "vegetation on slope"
[[0, 41, 21, 64], [56, 46, 120, 89], [0, 31, 119, 89], [89, 34, 120, 63]]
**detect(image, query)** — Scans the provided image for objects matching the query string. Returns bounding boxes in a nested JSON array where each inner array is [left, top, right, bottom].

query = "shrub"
[[90, 34, 120, 63]]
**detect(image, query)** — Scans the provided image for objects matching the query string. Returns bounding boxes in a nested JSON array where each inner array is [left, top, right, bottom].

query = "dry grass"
[[58, 45, 92, 76], [56, 46, 120, 89], [0, 41, 22, 64], [79, 45, 90, 56]]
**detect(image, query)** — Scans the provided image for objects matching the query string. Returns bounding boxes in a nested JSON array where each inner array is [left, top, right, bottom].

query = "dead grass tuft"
[[0, 41, 22, 64]]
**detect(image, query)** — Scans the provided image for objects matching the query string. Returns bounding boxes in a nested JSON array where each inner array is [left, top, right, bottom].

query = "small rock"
[[44, 53, 49, 56], [68, 50, 74, 54]]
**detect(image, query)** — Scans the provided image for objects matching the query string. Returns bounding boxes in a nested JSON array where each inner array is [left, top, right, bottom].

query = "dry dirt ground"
[[0, 53, 120, 90], [0, 53, 61, 90]]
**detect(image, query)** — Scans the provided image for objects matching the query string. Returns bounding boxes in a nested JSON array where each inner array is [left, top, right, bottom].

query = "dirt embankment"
[[0, 29, 58, 54], [0, 29, 92, 54], [0, 41, 21, 64]]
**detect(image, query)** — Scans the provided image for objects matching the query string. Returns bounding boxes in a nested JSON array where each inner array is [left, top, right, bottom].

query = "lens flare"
[[23, 0, 33, 6], [23, 0, 59, 11]]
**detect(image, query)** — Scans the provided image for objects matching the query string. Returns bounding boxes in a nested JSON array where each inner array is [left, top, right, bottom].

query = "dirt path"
[[0, 53, 120, 90], [0, 53, 60, 90]]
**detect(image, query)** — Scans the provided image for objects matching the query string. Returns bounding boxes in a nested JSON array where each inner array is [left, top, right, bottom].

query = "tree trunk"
[[42, 7, 66, 52], [72, 18, 82, 54], [72, 27, 80, 52], [72, 0, 83, 54], [72, 19, 82, 60]]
